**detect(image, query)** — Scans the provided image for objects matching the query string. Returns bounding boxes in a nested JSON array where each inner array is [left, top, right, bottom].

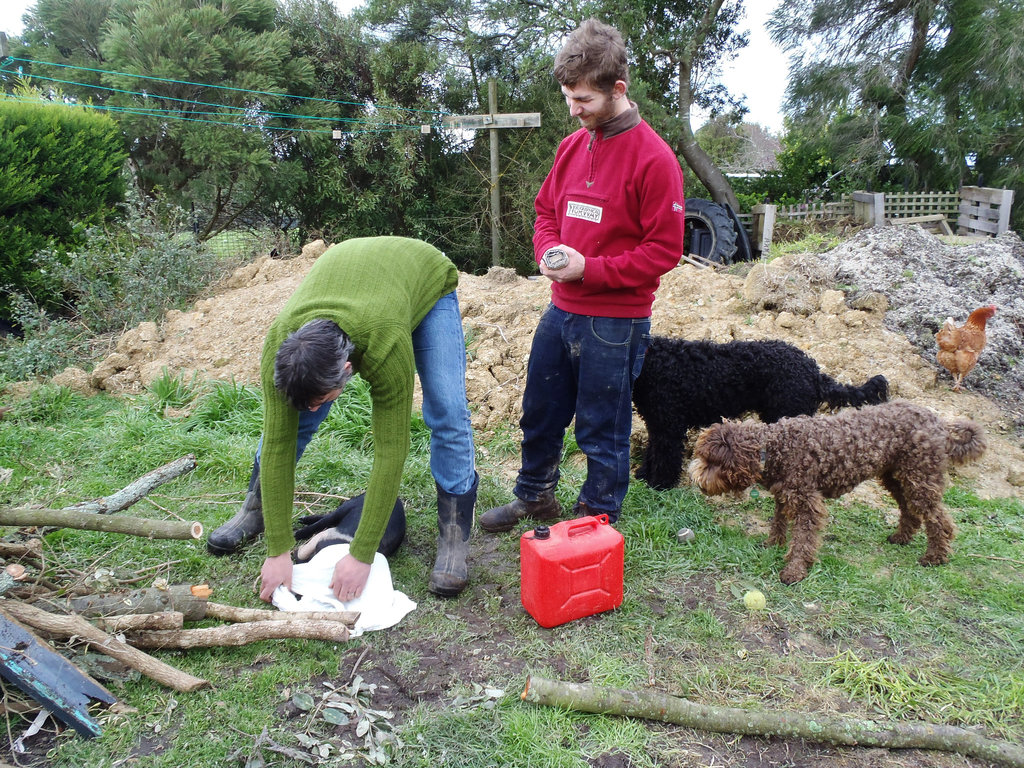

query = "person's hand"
[[539, 244, 585, 283], [259, 552, 293, 603], [330, 554, 372, 602]]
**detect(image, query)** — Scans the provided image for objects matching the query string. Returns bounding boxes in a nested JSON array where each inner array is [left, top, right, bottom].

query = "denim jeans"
[[513, 304, 650, 518], [256, 291, 476, 496]]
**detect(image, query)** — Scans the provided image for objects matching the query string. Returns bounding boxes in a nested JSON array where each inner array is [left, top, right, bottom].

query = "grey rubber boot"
[[478, 494, 560, 533], [428, 473, 478, 597], [207, 461, 264, 556]]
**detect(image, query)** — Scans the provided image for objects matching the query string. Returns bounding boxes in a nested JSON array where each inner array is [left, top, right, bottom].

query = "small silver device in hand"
[[542, 247, 569, 270]]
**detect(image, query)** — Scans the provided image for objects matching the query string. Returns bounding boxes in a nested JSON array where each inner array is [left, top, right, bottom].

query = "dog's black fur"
[[632, 336, 889, 490], [293, 494, 406, 561]]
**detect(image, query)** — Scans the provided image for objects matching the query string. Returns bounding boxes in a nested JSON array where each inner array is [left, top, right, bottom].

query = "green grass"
[[0, 378, 1021, 767]]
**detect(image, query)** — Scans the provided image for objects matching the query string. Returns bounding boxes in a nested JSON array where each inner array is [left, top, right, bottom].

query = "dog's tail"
[[945, 419, 987, 466], [820, 373, 889, 410]]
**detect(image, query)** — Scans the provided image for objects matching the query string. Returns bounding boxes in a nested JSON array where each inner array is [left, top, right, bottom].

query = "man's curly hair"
[[553, 18, 630, 96], [273, 319, 355, 411]]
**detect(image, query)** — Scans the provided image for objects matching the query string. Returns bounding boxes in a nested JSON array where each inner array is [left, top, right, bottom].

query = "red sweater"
[[533, 109, 685, 318]]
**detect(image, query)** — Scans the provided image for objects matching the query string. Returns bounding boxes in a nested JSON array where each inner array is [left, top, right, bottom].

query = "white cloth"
[[271, 543, 416, 637]]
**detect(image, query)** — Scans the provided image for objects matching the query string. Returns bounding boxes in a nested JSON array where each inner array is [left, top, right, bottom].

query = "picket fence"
[[737, 186, 1014, 255]]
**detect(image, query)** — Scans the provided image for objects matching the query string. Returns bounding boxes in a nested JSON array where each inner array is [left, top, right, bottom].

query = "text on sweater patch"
[[566, 201, 603, 223]]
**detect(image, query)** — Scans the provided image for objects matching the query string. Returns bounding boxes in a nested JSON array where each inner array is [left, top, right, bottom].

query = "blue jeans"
[[256, 291, 476, 496], [513, 304, 650, 518]]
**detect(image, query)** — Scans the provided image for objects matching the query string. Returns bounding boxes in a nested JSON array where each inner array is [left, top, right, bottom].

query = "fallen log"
[[127, 619, 351, 649], [205, 601, 358, 625], [0, 602, 209, 693], [521, 676, 1024, 768], [0, 508, 202, 540]]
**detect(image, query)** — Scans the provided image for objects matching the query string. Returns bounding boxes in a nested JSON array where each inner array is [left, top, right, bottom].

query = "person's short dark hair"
[[553, 18, 629, 96], [274, 319, 355, 411]]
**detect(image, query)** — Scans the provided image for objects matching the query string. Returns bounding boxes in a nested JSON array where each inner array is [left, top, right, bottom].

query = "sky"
[[0, 0, 790, 133]]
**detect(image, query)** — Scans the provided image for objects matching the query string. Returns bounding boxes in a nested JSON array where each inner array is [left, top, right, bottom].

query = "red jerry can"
[[520, 514, 624, 628]]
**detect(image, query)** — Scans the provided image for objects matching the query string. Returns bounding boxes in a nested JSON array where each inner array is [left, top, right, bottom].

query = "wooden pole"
[[441, 97, 539, 269], [489, 79, 501, 267]]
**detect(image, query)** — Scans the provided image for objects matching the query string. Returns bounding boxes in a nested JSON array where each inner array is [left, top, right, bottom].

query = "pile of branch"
[[1, 585, 359, 692], [0, 456, 362, 739]]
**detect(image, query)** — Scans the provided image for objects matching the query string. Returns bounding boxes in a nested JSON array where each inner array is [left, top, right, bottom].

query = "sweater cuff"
[[348, 539, 375, 564]]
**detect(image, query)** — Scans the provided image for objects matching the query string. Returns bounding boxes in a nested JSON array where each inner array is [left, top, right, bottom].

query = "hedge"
[[0, 99, 127, 315]]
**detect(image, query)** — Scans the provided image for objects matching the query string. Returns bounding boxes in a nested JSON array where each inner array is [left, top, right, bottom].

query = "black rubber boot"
[[207, 461, 264, 556], [428, 473, 478, 597], [478, 494, 560, 533]]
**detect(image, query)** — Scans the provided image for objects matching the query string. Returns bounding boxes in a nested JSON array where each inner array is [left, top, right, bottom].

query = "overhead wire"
[[0, 91, 414, 135], [4, 56, 449, 117], [0, 56, 450, 134], [0, 70, 418, 133]]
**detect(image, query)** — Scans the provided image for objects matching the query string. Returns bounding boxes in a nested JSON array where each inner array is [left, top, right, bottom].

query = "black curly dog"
[[632, 336, 889, 490]]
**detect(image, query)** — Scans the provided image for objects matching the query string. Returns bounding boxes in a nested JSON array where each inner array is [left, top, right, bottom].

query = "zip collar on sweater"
[[587, 102, 641, 148]]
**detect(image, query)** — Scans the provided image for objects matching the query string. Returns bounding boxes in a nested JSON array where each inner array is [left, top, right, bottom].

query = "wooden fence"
[[739, 186, 1014, 255]]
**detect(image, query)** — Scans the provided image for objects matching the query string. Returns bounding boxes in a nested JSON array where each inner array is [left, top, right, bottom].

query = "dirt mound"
[[54, 229, 1024, 500]]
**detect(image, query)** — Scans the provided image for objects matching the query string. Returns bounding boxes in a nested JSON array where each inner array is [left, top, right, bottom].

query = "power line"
[[1, 68, 422, 131], [4, 56, 449, 117], [0, 92, 420, 136]]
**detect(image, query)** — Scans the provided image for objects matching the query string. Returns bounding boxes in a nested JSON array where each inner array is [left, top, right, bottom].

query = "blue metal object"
[[0, 614, 116, 738]]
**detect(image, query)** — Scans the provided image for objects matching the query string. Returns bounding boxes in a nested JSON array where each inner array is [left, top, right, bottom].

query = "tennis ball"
[[743, 589, 766, 611]]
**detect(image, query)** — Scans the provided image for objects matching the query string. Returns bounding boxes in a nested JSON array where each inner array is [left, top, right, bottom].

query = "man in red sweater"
[[480, 18, 685, 531]]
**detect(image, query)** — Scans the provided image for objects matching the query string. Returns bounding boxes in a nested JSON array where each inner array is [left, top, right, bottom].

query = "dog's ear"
[[690, 423, 762, 495], [689, 425, 735, 495]]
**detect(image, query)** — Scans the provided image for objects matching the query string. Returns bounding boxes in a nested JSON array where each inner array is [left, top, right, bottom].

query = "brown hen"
[[936, 304, 996, 391]]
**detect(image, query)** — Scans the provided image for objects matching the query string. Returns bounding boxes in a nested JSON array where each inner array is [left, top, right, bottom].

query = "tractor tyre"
[[683, 198, 738, 265]]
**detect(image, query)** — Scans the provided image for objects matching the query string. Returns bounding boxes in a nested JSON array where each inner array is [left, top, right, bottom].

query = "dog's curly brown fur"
[[688, 400, 986, 584]]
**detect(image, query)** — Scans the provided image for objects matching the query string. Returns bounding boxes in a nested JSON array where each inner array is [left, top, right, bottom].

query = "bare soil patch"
[[59, 227, 1024, 502]]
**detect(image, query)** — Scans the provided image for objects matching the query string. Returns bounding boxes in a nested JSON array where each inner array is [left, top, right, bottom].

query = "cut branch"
[[61, 584, 211, 622], [205, 602, 358, 625], [521, 676, 1024, 768], [0, 564, 27, 596], [0, 539, 43, 560], [127, 619, 351, 649], [0, 602, 209, 693], [93, 612, 185, 633], [0, 508, 202, 540], [64, 454, 198, 515]]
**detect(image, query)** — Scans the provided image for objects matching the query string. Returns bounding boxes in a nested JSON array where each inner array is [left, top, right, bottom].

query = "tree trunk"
[[675, 0, 739, 211], [521, 676, 1024, 768], [0, 602, 209, 693]]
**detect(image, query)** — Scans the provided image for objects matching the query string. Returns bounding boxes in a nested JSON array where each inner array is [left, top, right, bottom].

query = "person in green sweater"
[[206, 237, 479, 600]]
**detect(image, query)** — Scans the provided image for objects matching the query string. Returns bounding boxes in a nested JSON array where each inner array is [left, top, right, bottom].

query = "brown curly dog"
[[688, 400, 986, 584]]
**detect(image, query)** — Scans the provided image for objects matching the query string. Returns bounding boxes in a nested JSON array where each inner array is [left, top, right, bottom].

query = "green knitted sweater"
[[259, 237, 459, 563]]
